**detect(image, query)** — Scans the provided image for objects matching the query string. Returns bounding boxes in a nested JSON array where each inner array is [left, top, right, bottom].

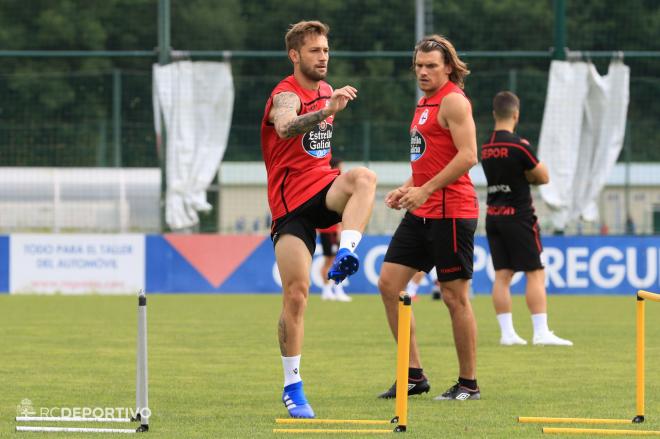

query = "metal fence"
[[0, 0, 658, 233]]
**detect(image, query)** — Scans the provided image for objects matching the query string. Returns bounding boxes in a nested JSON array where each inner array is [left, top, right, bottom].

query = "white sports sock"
[[322, 283, 333, 295], [406, 281, 419, 295], [339, 230, 362, 252], [496, 313, 516, 337], [532, 313, 549, 336], [282, 355, 302, 387]]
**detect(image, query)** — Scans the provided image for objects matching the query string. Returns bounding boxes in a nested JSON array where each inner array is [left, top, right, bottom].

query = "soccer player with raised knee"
[[482, 91, 572, 346], [261, 20, 377, 418]]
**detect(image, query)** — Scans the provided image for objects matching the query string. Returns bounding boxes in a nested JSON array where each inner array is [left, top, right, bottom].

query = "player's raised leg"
[[377, 262, 430, 398], [275, 234, 315, 418], [325, 167, 377, 283]]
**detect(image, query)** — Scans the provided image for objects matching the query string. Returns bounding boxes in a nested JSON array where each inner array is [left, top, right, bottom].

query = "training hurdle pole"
[[16, 426, 138, 434], [391, 293, 412, 432], [273, 293, 412, 434], [543, 427, 660, 436], [633, 289, 660, 423], [131, 289, 150, 432], [520, 290, 660, 431], [16, 290, 149, 434]]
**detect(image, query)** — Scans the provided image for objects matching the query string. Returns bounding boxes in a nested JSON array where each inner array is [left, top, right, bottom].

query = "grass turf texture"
[[1, 294, 659, 438]]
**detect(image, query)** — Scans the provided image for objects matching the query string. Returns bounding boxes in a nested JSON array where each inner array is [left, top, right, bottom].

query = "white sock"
[[282, 355, 302, 387], [339, 230, 362, 252], [333, 282, 346, 295], [532, 313, 549, 336], [429, 267, 438, 282], [496, 313, 516, 337], [406, 281, 419, 295], [322, 283, 333, 295]]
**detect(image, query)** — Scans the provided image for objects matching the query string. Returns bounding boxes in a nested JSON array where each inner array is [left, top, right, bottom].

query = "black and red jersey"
[[260, 75, 340, 221], [481, 130, 539, 218], [409, 81, 478, 219]]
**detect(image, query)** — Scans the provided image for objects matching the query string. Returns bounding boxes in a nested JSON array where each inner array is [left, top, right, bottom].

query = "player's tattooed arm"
[[270, 92, 328, 138]]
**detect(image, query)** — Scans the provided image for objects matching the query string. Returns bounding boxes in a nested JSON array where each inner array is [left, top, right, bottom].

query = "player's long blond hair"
[[413, 35, 470, 89]]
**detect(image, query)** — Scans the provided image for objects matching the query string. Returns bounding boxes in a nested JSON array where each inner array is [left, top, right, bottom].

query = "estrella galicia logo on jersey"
[[302, 121, 333, 158], [418, 108, 429, 125], [410, 126, 426, 162]]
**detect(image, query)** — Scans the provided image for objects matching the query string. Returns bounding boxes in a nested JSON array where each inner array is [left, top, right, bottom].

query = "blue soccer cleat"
[[327, 248, 360, 284], [282, 381, 315, 418]]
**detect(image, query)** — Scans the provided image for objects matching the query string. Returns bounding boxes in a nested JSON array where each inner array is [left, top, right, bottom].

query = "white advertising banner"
[[10, 234, 145, 294]]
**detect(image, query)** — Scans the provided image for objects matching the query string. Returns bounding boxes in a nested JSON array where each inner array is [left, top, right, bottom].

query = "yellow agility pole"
[[275, 419, 390, 425], [273, 428, 394, 434], [392, 293, 412, 432], [635, 290, 660, 423], [273, 293, 413, 434], [636, 292, 646, 423], [519, 417, 633, 425], [520, 290, 660, 427], [543, 427, 660, 436]]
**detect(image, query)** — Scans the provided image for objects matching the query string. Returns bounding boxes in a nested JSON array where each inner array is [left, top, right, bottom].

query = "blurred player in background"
[[261, 20, 377, 418], [482, 91, 572, 347], [378, 35, 480, 401], [404, 271, 425, 300], [318, 157, 352, 302]]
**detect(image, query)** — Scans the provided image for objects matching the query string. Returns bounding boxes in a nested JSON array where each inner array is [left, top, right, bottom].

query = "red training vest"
[[260, 76, 340, 221], [409, 81, 478, 219]]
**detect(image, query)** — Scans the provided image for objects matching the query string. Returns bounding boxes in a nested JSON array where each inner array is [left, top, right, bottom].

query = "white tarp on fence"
[[153, 61, 235, 230], [538, 60, 630, 231]]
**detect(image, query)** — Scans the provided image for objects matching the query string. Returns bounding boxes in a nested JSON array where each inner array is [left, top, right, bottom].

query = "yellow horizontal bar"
[[273, 428, 392, 434], [638, 290, 660, 302], [519, 417, 632, 424], [275, 418, 391, 425], [543, 427, 660, 436]]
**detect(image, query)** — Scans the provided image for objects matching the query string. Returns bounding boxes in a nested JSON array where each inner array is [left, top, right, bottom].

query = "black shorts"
[[319, 232, 339, 256], [270, 181, 342, 256], [486, 215, 543, 272], [384, 212, 477, 282]]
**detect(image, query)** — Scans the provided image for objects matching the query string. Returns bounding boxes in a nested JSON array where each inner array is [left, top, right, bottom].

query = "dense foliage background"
[[0, 0, 658, 165]]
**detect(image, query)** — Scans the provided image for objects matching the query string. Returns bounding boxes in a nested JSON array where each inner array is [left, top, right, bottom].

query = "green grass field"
[[1, 294, 659, 438]]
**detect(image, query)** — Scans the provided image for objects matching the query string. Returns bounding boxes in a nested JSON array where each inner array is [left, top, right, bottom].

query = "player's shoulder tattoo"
[[272, 92, 300, 112], [272, 91, 327, 137]]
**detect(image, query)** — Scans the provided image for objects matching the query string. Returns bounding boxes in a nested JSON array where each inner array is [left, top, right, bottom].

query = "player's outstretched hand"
[[326, 86, 357, 115]]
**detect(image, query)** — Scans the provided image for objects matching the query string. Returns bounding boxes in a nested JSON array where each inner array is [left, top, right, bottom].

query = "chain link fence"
[[0, 0, 658, 233]]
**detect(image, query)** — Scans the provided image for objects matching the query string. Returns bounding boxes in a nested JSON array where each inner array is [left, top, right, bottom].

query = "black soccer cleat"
[[377, 375, 430, 399], [433, 382, 480, 400]]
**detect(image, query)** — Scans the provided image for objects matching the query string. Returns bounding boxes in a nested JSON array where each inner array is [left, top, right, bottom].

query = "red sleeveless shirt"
[[261, 76, 340, 221], [409, 81, 478, 219]]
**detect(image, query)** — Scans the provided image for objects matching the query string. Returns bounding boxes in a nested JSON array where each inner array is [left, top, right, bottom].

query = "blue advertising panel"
[[0, 236, 8, 293], [145, 234, 660, 295]]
